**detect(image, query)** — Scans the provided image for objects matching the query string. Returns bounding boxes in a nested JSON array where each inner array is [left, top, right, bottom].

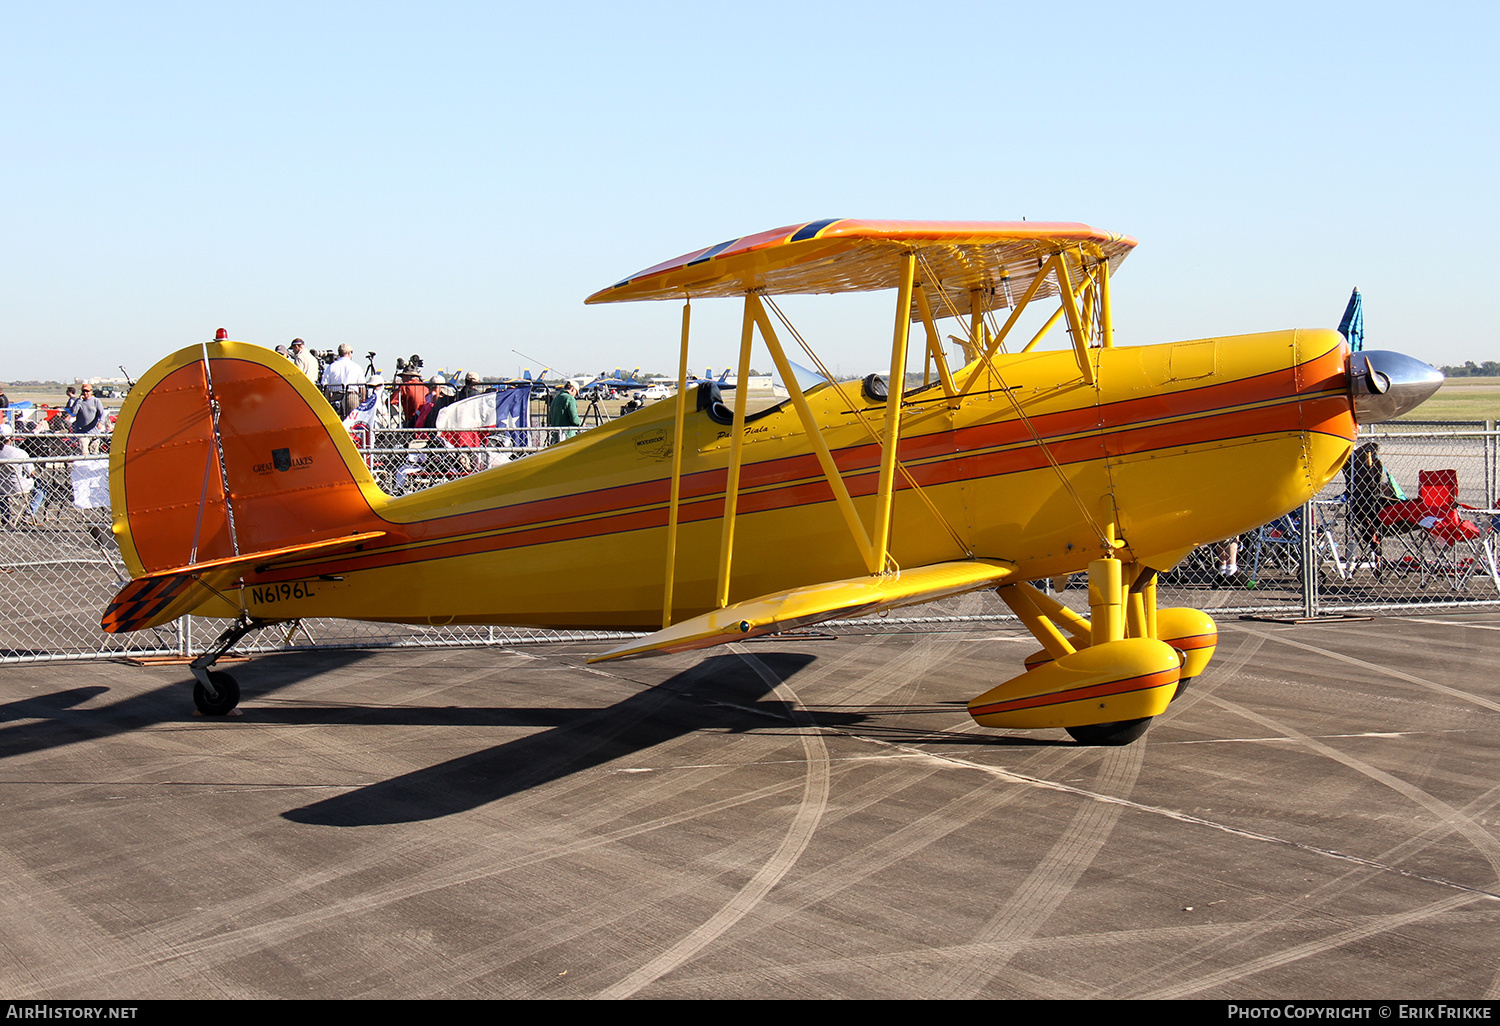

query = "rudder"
[[110, 341, 386, 578]]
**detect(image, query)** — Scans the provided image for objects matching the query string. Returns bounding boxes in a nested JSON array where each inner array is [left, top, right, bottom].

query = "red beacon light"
[[215, 328, 228, 340]]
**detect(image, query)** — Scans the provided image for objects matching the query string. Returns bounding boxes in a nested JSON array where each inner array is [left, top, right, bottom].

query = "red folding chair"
[[1380, 469, 1488, 590]]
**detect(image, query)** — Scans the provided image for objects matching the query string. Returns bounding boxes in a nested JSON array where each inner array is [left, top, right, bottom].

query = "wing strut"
[[760, 293, 974, 561], [912, 281, 959, 403], [871, 252, 916, 569], [713, 295, 759, 609], [747, 295, 877, 572], [661, 299, 691, 628]]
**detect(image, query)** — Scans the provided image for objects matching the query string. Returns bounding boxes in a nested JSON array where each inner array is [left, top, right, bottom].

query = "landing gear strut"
[[972, 555, 1218, 746], [189, 614, 274, 716]]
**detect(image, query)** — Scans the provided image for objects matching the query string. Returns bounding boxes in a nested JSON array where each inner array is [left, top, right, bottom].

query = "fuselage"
[[113, 330, 1355, 630]]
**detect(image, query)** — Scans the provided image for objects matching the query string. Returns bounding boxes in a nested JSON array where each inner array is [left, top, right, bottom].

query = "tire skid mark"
[[809, 631, 963, 711], [928, 741, 1146, 998], [380, 765, 817, 997], [1236, 624, 1500, 714], [36, 763, 814, 995], [31, 660, 782, 991], [596, 648, 831, 999], [874, 632, 972, 715], [398, 750, 963, 998], [1104, 694, 1500, 999], [1201, 692, 1500, 881], [1110, 781, 1500, 999], [830, 730, 1500, 901], [402, 793, 826, 999], [1403, 618, 1500, 632], [639, 906, 1500, 996], [1139, 892, 1480, 999], [1156, 626, 1264, 726], [680, 774, 1037, 959], [656, 638, 1126, 957], [650, 653, 1075, 924], [0, 845, 189, 997]]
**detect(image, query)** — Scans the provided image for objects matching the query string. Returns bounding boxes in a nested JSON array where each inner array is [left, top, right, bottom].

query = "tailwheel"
[[192, 671, 241, 716], [187, 614, 271, 717], [1065, 717, 1152, 746]]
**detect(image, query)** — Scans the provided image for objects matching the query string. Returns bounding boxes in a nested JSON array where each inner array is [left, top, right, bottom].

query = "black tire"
[[193, 671, 240, 716], [1066, 717, 1152, 746]]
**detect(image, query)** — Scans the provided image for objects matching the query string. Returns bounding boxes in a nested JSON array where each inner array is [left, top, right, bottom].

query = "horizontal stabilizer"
[[101, 531, 386, 633], [588, 559, 1014, 663]]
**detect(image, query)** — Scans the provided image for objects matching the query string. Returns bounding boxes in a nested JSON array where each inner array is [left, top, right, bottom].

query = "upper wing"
[[588, 559, 1014, 663], [585, 219, 1136, 319], [101, 531, 386, 633]]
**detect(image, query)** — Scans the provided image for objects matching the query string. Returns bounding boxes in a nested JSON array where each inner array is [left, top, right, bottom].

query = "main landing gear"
[[189, 614, 275, 716], [970, 556, 1219, 746]]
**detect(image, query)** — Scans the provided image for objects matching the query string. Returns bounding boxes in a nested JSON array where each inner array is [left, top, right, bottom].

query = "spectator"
[[414, 375, 456, 430], [320, 344, 362, 415], [69, 383, 107, 454], [0, 423, 33, 529], [1213, 538, 1239, 578], [396, 370, 426, 428], [548, 380, 583, 440], [289, 338, 319, 380]]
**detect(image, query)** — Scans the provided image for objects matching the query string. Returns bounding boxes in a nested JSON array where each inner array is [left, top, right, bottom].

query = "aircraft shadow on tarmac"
[[828, 713, 1077, 749], [280, 657, 840, 828], [278, 647, 1081, 828], [0, 647, 1062, 829], [0, 685, 111, 724], [281, 652, 844, 827], [0, 649, 377, 761]]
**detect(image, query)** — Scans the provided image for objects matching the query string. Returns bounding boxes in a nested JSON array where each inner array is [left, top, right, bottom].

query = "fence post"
[[1301, 500, 1318, 619], [179, 614, 191, 657], [1487, 421, 1496, 506]]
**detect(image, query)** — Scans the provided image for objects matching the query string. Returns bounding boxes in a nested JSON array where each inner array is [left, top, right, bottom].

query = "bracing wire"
[[762, 293, 973, 564], [913, 254, 1115, 552]]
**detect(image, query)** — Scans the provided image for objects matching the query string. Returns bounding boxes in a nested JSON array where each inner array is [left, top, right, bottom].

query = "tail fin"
[[110, 341, 387, 579]]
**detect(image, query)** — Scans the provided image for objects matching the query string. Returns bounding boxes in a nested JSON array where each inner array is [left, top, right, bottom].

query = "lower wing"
[[589, 559, 1014, 663]]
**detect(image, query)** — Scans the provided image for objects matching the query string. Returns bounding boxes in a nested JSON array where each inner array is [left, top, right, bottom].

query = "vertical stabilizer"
[[110, 341, 386, 578]]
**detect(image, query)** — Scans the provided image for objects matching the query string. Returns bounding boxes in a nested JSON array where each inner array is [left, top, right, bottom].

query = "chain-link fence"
[[1184, 425, 1500, 617], [3, 424, 1497, 664]]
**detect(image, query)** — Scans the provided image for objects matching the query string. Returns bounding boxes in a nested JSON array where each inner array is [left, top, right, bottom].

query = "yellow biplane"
[[103, 219, 1441, 744]]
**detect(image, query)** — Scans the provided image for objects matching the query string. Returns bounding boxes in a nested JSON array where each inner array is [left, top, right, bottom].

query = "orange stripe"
[[969, 668, 1179, 717], [239, 348, 1354, 582]]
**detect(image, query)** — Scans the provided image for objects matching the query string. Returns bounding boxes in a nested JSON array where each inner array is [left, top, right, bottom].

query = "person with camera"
[[320, 344, 363, 415], [395, 354, 426, 427], [289, 338, 320, 380], [548, 380, 583, 441], [68, 383, 108, 455]]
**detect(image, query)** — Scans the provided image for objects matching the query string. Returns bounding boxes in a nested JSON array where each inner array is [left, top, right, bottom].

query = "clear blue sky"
[[2, 1, 1494, 383]]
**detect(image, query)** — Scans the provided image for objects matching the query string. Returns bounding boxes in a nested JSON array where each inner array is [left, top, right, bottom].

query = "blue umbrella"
[[1338, 287, 1364, 352]]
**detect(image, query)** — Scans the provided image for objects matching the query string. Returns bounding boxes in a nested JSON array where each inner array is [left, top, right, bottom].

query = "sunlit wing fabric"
[[588, 559, 1014, 663], [586, 219, 1137, 318]]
